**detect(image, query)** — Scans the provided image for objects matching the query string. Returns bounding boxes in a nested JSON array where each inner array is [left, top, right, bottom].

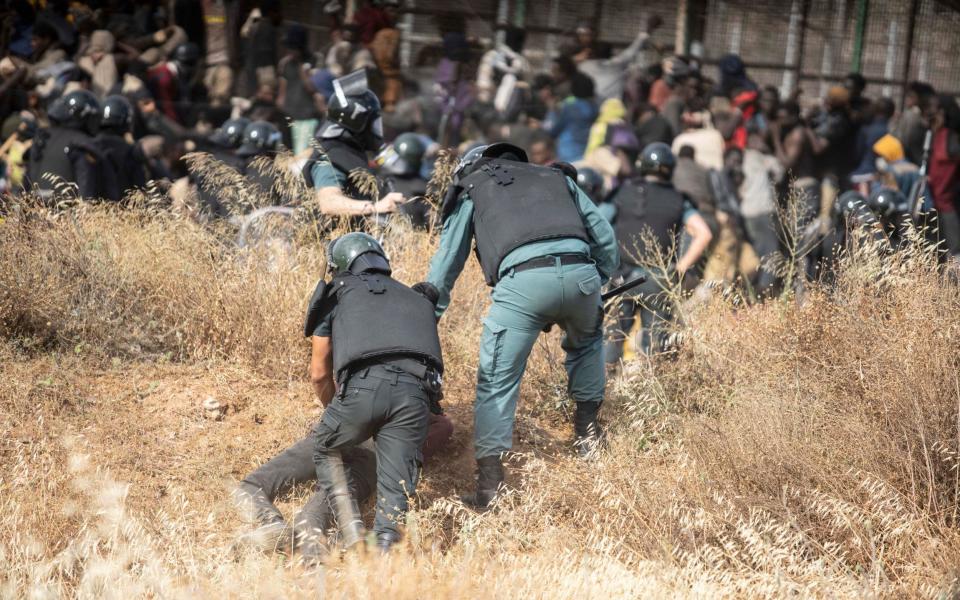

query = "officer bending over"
[[427, 143, 619, 509], [308, 232, 445, 552]]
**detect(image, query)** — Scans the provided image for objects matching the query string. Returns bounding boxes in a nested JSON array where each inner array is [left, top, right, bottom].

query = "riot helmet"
[[454, 143, 488, 179], [867, 187, 903, 219], [378, 132, 426, 176], [638, 142, 676, 180], [576, 167, 604, 203], [236, 121, 281, 157], [327, 70, 384, 151], [100, 95, 133, 134], [48, 89, 101, 134], [835, 190, 871, 219], [327, 232, 392, 275], [171, 42, 200, 80], [210, 117, 251, 148]]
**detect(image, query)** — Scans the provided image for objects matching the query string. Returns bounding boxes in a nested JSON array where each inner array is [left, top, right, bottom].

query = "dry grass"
[[1, 192, 960, 598]]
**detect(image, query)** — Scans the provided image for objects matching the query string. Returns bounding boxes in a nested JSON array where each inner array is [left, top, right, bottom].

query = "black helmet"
[[482, 142, 528, 163], [210, 117, 251, 148], [379, 132, 425, 176], [327, 232, 391, 275], [236, 121, 281, 157], [638, 142, 676, 179], [172, 42, 201, 68], [867, 187, 903, 219], [576, 166, 604, 202], [835, 190, 870, 219], [327, 80, 383, 151], [48, 89, 101, 134], [454, 143, 488, 179], [100, 95, 133, 133]]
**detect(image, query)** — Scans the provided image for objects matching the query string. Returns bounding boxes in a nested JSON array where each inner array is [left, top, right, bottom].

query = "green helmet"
[[327, 232, 391, 275], [381, 132, 425, 176]]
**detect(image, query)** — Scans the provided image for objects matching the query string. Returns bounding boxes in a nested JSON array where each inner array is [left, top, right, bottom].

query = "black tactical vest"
[[328, 272, 443, 376], [96, 133, 146, 200], [28, 127, 90, 191], [613, 180, 686, 268], [302, 137, 374, 201], [459, 159, 589, 285]]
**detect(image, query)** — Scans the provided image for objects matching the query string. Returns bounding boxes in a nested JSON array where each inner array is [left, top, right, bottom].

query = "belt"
[[512, 254, 591, 274], [353, 363, 430, 384]]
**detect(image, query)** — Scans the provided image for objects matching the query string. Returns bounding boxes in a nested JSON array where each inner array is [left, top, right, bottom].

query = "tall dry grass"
[[1, 195, 959, 597]]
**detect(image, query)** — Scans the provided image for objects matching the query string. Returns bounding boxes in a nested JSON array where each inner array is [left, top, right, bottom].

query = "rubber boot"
[[375, 531, 400, 554], [573, 402, 605, 458], [461, 455, 504, 510], [293, 490, 332, 566], [232, 482, 294, 553]]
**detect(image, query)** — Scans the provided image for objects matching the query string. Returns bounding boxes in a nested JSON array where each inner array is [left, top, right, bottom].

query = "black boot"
[[573, 402, 605, 458], [232, 482, 294, 553], [461, 455, 504, 510], [375, 531, 400, 554]]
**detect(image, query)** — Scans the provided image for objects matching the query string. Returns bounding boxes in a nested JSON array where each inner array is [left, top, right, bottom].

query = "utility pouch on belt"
[[422, 368, 444, 415]]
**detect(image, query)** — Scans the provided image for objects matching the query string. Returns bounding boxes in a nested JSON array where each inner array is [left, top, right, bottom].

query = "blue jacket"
[[546, 97, 599, 163]]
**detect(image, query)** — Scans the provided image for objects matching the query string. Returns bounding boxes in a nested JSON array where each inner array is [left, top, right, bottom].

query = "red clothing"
[[648, 79, 671, 112], [354, 6, 392, 46], [146, 63, 182, 123], [730, 89, 759, 149], [928, 128, 960, 213]]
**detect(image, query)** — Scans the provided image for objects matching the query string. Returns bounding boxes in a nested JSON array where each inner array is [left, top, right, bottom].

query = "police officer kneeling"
[[306, 232, 444, 552]]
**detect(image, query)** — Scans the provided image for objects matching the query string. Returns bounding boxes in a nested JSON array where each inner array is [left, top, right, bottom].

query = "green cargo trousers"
[[475, 259, 605, 459]]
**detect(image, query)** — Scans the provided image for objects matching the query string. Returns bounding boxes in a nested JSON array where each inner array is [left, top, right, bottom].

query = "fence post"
[[676, 0, 689, 56], [900, 0, 919, 107], [851, 0, 869, 73]]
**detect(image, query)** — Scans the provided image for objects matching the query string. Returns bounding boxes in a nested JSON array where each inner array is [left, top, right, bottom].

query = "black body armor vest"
[[613, 180, 686, 268], [28, 127, 91, 191], [96, 133, 146, 200], [302, 137, 374, 201], [459, 159, 589, 285], [328, 272, 444, 376]]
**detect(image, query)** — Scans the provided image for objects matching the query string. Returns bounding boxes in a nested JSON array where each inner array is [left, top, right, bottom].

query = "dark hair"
[[780, 99, 801, 117], [504, 26, 526, 53], [552, 55, 577, 79], [907, 81, 935, 98], [874, 97, 895, 121], [936, 94, 960, 132], [593, 42, 613, 60], [845, 72, 866, 91], [570, 72, 595, 99], [531, 73, 553, 92], [677, 145, 695, 159]]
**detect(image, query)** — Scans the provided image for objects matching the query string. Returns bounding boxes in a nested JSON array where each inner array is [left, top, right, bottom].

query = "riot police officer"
[[427, 143, 619, 508], [604, 142, 712, 361], [379, 132, 432, 228], [306, 232, 444, 552], [236, 120, 283, 203], [302, 71, 403, 217], [206, 117, 250, 171], [27, 90, 118, 200], [95, 95, 147, 201]]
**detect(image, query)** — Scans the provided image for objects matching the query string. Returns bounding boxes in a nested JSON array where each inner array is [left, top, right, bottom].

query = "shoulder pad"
[[303, 278, 331, 337]]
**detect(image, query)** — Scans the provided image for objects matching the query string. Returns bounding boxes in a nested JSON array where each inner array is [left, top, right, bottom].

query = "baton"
[[601, 275, 648, 302]]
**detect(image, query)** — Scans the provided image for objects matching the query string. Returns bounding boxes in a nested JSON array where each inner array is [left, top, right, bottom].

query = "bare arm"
[[676, 213, 713, 274], [309, 336, 336, 407], [315, 186, 404, 216]]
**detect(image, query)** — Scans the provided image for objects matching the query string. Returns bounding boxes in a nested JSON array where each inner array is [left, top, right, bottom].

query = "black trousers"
[[242, 428, 377, 532], [313, 364, 430, 537]]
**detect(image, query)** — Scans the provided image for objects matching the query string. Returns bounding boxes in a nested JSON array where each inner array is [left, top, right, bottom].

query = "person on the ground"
[[605, 142, 712, 360], [427, 143, 619, 509]]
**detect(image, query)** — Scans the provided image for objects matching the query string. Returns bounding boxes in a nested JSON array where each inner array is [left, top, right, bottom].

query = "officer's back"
[[28, 90, 118, 200], [95, 95, 146, 201]]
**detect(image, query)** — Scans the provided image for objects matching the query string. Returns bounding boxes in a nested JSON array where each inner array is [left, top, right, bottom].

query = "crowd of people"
[[4, 0, 960, 561]]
